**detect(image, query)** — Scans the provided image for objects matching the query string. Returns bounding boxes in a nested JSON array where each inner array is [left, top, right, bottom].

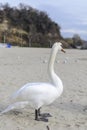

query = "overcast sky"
[[1, 0, 87, 40]]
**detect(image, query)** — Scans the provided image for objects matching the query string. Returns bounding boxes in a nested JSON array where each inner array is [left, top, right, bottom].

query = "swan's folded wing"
[[10, 83, 58, 104]]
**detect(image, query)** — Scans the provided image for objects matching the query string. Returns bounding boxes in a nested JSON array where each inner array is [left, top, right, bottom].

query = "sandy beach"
[[0, 47, 87, 130]]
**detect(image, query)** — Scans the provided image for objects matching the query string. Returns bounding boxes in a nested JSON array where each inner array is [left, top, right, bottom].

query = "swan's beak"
[[61, 48, 66, 53]]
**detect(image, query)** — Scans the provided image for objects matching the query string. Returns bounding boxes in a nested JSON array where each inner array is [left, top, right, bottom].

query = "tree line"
[[0, 3, 63, 47], [0, 3, 84, 48]]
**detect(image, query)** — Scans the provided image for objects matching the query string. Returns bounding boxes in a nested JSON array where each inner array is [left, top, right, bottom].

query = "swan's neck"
[[48, 48, 63, 89]]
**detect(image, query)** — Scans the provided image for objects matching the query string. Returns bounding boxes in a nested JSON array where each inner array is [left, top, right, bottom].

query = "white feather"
[[1, 42, 64, 115]]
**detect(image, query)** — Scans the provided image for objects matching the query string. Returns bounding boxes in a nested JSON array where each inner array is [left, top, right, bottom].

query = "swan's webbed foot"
[[35, 109, 39, 121], [37, 107, 52, 117], [39, 117, 48, 122], [35, 109, 48, 122], [40, 113, 52, 118], [35, 117, 48, 122]]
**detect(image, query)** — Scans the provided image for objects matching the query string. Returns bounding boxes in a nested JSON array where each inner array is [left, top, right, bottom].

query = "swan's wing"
[[11, 83, 57, 103]]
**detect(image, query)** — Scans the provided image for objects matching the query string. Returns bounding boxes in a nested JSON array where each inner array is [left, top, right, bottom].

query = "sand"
[[0, 47, 87, 130]]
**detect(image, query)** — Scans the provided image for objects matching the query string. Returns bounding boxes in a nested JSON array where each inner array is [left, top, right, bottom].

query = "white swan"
[[1, 42, 65, 121]]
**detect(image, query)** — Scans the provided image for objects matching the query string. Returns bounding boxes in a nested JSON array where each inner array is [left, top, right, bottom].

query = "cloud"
[[61, 28, 87, 40], [79, 20, 87, 26], [75, 17, 87, 26], [81, 22, 87, 25], [61, 29, 87, 34]]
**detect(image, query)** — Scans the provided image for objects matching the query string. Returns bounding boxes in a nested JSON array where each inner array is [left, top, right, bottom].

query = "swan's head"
[[53, 42, 65, 53]]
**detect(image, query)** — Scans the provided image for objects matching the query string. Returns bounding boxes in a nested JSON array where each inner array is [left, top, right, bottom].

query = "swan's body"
[[1, 42, 65, 121]]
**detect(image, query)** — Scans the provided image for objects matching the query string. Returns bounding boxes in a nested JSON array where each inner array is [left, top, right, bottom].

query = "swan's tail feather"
[[0, 101, 29, 115], [0, 104, 14, 115]]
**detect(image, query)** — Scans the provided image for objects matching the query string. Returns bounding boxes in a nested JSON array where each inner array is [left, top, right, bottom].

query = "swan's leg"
[[35, 108, 48, 122], [0, 101, 28, 115], [35, 107, 42, 120], [35, 109, 39, 120], [38, 107, 41, 116], [47, 126, 50, 130]]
